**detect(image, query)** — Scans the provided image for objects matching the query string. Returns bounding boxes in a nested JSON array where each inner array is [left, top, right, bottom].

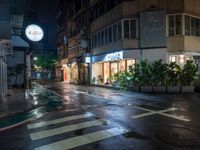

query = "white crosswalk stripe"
[[27, 112, 95, 129], [30, 119, 108, 140], [27, 111, 128, 150], [34, 127, 128, 150]]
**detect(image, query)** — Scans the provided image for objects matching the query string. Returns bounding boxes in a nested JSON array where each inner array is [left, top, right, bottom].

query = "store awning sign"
[[105, 51, 123, 62]]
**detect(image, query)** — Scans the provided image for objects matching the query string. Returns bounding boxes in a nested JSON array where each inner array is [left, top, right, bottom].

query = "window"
[[108, 26, 112, 43], [175, 15, 182, 35], [185, 15, 200, 37], [124, 20, 130, 38], [98, 32, 101, 47], [127, 59, 136, 71], [117, 22, 122, 40], [168, 15, 182, 36], [185, 15, 191, 35], [105, 28, 108, 44], [169, 56, 176, 62], [101, 30, 104, 45], [130, 19, 136, 38], [113, 24, 117, 42], [191, 17, 196, 36], [169, 16, 175, 36]]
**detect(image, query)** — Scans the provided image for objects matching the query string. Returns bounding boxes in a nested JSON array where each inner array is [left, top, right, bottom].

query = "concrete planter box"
[[128, 85, 140, 92], [153, 86, 166, 93], [181, 86, 195, 93], [167, 86, 181, 93], [141, 86, 153, 93]]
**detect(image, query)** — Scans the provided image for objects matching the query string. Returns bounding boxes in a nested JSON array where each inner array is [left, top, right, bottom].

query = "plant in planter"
[[113, 71, 132, 91], [128, 64, 140, 92], [91, 77, 96, 84], [97, 75, 104, 85], [139, 60, 153, 93], [152, 59, 167, 93], [180, 60, 198, 93], [166, 62, 182, 93]]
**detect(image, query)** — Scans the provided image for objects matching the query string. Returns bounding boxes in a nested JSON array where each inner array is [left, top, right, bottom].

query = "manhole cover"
[[153, 126, 200, 148]]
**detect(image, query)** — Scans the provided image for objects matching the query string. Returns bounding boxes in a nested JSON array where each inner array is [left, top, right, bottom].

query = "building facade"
[[0, 0, 11, 98], [90, 0, 200, 85], [56, 0, 90, 84], [56, 0, 200, 85]]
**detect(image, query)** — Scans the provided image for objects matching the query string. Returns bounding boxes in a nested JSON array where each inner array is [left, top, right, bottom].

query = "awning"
[[12, 35, 29, 48]]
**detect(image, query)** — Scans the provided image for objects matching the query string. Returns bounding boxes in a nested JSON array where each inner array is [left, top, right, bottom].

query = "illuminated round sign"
[[25, 24, 44, 42]]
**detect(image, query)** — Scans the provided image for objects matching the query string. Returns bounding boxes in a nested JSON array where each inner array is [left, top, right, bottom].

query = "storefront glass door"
[[111, 62, 118, 76], [104, 62, 110, 83]]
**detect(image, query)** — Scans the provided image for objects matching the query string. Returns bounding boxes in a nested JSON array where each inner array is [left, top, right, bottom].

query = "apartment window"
[[197, 19, 200, 36], [168, 15, 182, 36], [123, 19, 137, 39], [175, 15, 182, 35], [117, 21, 122, 40], [191, 17, 197, 36], [185, 15, 191, 35], [130, 19, 136, 38], [101, 30, 104, 45], [105, 28, 108, 44], [169, 16, 175, 36], [98, 32, 101, 47], [124, 20, 130, 38], [185, 15, 200, 37], [108, 26, 112, 43], [113, 24, 117, 42], [95, 34, 98, 48]]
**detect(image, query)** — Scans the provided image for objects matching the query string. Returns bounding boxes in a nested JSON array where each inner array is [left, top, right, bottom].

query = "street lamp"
[[33, 57, 38, 61]]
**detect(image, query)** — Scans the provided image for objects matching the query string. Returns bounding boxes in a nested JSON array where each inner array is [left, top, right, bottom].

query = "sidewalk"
[[0, 89, 33, 118]]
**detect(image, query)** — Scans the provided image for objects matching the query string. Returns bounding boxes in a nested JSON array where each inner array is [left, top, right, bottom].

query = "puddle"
[[123, 131, 150, 140], [74, 128, 85, 135]]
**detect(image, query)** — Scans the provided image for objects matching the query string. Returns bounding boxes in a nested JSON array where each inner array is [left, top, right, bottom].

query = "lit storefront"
[[92, 50, 138, 84]]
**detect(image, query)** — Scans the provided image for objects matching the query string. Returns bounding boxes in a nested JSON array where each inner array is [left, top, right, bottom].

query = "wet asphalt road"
[[0, 81, 200, 150]]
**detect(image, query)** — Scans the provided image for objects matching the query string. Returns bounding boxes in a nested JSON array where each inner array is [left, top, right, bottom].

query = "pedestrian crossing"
[[27, 111, 128, 150]]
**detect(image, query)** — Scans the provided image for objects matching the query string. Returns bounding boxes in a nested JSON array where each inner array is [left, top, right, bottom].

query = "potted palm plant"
[[180, 60, 197, 93], [140, 60, 153, 93], [152, 60, 167, 93], [166, 62, 181, 93], [128, 64, 140, 92]]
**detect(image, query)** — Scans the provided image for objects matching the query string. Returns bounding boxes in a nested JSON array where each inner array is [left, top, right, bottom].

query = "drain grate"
[[152, 126, 200, 148]]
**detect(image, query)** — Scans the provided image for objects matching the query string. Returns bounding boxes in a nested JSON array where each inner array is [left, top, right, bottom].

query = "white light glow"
[[25, 24, 44, 42]]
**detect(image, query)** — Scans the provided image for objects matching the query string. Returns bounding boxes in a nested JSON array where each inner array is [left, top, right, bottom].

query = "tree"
[[34, 55, 58, 70]]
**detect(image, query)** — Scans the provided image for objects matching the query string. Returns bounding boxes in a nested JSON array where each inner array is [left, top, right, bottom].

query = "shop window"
[[169, 56, 176, 62], [104, 63, 110, 83], [111, 62, 118, 76], [119, 60, 126, 71], [127, 59, 136, 71]]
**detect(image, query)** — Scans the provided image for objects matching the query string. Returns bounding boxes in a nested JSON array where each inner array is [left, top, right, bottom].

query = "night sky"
[[30, 0, 57, 48]]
